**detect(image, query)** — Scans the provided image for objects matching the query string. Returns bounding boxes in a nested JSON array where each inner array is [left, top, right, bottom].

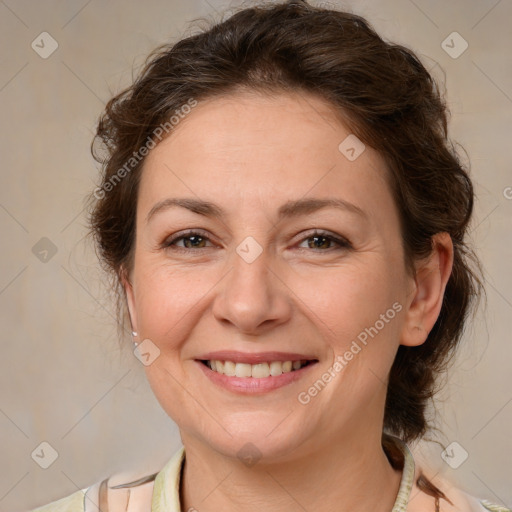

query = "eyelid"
[[294, 229, 352, 250], [162, 228, 215, 249], [162, 228, 352, 252]]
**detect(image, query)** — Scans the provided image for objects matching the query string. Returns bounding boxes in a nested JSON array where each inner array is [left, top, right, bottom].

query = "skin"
[[123, 90, 454, 512]]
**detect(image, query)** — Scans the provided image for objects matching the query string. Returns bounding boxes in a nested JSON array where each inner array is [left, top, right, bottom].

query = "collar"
[[150, 435, 415, 511]]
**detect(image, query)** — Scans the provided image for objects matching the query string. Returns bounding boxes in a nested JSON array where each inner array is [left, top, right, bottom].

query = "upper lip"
[[196, 351, 318, 365]]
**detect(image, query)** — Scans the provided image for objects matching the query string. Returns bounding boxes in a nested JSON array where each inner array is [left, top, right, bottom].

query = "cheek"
[[133, 262, 215, 346], [294, 259, 403, 346]]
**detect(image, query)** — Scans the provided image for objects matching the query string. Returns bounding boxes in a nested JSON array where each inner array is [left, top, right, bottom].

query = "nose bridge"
[[212, 232, 291, 334], [232, 234, 270, 291]]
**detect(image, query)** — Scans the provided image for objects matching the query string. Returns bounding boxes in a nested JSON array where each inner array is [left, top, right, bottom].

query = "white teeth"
[[224, 360, 236, 376], [252, 363, 270, 378], [235, 363, 252, 378], [269, 361, 283, 376], [206, 359, 309, 378]]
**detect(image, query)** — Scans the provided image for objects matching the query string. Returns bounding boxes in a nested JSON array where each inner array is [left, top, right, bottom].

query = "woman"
[[31, 1, 509, 511]]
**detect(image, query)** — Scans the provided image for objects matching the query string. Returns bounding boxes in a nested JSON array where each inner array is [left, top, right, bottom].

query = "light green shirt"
[[30, 436, 511, 512]]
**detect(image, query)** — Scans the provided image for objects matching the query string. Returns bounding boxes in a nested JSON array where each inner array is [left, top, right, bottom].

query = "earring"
[[132, 331, 139, 347]]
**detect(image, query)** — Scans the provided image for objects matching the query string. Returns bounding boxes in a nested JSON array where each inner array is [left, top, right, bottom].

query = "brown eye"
[[297, 230, 351, 252], [162, 230, 213, 251]]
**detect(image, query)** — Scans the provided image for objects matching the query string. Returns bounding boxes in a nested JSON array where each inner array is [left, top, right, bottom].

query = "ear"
[[120, 266, 138, 334], [400, 232, 454, 347]]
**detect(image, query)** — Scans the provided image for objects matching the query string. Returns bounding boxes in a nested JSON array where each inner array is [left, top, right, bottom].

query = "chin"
[[185, 409, 320, 465]]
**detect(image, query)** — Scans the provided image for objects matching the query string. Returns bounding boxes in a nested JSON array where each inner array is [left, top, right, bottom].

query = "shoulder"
[[387, 434, 510, 512], [28, 447, 185, 512], [437, 484, 511, 512], [444, 486, 511, 512], [29, 475, 156, 512], [408, 456, 511, 512]]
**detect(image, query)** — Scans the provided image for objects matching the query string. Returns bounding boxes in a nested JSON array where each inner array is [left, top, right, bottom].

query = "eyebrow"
[[145, 197, 367, 224]]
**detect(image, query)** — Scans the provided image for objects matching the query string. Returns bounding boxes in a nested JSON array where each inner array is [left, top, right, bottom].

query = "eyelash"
[[161, 229, 352, 253]]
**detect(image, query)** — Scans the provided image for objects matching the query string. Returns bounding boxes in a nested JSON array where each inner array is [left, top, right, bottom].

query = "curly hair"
[[87, 0, 482, 453]]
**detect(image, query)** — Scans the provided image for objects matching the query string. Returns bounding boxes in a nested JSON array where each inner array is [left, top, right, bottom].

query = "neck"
[[180, 428, 403, 512]]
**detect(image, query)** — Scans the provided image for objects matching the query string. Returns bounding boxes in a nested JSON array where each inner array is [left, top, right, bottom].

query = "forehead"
[[138, 90, 395, 223], [149, 90, 356, 164]]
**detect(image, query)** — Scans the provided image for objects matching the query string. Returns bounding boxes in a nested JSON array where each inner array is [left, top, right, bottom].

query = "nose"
[[212, 243, 293, 336]]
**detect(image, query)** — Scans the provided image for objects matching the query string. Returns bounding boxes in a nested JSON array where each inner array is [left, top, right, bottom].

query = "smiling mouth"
[[200, 359, 316, 378]]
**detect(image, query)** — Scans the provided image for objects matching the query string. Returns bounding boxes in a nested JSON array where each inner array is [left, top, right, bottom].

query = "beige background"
[[0, 0, 511, 510]]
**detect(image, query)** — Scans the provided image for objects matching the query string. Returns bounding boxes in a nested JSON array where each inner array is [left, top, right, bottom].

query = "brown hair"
[[88, 0, 482, 465]]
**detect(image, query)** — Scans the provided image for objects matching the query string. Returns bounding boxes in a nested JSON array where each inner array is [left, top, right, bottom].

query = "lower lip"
[[195, 361, 317, 394]]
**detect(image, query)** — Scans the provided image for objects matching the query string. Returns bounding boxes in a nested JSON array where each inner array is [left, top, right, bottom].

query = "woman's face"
[[125, 90, 417, 461]]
